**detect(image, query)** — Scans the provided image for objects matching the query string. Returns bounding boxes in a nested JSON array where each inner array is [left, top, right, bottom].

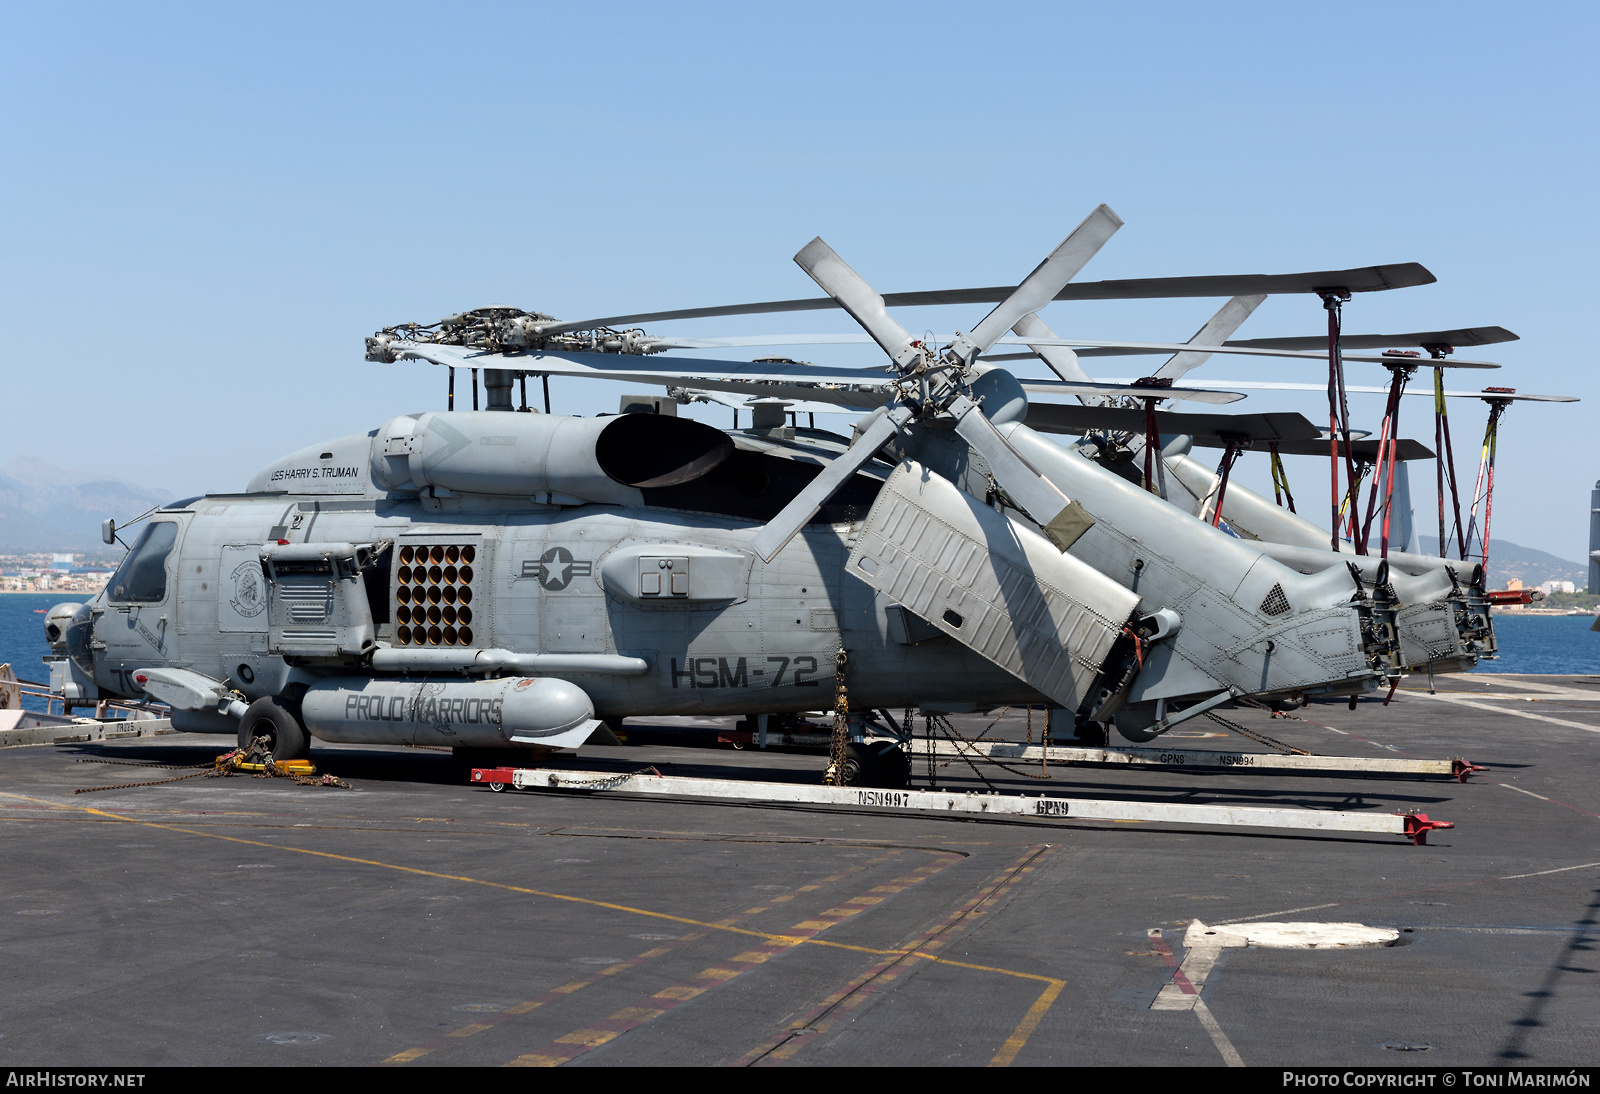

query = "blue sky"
[[2, 2, 1595, 560]]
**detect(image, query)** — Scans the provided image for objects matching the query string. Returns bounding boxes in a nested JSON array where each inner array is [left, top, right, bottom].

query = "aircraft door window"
[[108, 521, 178, 603]]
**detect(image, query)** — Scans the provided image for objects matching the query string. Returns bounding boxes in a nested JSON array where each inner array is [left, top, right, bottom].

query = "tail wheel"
[[237, 695, 310, 761]]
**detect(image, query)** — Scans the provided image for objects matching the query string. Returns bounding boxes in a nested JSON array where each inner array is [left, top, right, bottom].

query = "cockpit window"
[[109, 522, 178, 603]]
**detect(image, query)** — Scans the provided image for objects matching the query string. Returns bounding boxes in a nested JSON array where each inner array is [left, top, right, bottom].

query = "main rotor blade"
[[793, 239, 921, 368], [1272, 436, 1437, 461], [644, 333, 880, 350], [388, 343, 894, 409], [1134, 379, 1579, 403], [988, 337, 1502, 368], [388, 342, 1262, 406], [1154, 294, 1267, 382], [648, 331, 1499, 367], [957, 205, 1123, 360], [751, 406, 913, 562], [676, 389, 857, 416], [1026, 404, 1321, 445], [1019, 379, 1246, 405], [537, 263, 1437, 335], [1221, 325, 1519, 353], [1010, 313, 1093, 386], [949, 397, 1084, 543], [393, 343, 890, 387]]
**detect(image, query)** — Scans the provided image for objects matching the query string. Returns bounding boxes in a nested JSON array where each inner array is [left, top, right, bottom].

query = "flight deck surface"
[[2, 672, 1598, 1068]]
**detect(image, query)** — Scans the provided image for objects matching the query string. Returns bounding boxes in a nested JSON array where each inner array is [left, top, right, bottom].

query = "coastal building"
[[1591, 480, 1600, 594]]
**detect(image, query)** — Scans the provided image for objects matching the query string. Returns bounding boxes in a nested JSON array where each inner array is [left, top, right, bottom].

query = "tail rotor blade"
[[794, 239, 922, 369], [956, 204, 1124, 361], [751, 406, 913, 562]]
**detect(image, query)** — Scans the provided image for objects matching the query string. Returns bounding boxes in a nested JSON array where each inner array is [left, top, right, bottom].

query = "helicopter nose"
[[43, 602, 85, 653], [45, 602, 97, 676]]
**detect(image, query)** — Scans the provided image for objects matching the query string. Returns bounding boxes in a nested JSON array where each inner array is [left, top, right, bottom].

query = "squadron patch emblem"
[[228, 561, 267, 618]]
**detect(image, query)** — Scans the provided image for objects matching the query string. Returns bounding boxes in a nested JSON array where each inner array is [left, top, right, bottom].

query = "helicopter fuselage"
[[76, 491, 1048, 737]]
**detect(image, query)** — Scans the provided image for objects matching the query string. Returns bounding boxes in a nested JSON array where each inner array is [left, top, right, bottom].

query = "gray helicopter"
[[42, 206, 1496, 784], [999, 299, 1580, 686]]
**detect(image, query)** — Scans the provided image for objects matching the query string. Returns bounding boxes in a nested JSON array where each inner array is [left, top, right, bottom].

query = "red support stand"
[[1464, 391, 1514, 573], [1210, 435, 1247, 528], [1143, 397, 1161, 495], [1320, 289, 1355, 552], [1134, 377, 1173, 499], [1361, 358, 1416, 559], [1426, 347, 1468, 561], [1402, 812, 1455, 846]]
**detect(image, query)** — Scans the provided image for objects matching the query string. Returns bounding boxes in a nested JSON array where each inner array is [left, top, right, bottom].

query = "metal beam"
[[473, 767, 1452, 843], [922, 738, 1480, 781]]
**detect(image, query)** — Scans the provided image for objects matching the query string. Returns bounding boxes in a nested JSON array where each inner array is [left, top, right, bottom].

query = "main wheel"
[[1065, 718, 1108, 747], [839, 742, 876, 787], [237, 695, 310, 761], [873, 745, 911, 789], [1112, 702, 1165, 743]]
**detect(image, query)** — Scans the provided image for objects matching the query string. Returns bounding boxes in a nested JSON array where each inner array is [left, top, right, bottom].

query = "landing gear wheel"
[[1067, 718, 1108, 747], [237, 695, 310, 761], [487, 780, 508, 793], [840, 742, 876, 787], [874, 745, 911, 789]]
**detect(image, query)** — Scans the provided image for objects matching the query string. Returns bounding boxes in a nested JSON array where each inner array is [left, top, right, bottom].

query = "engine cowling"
[[369, 411, 733, 504]]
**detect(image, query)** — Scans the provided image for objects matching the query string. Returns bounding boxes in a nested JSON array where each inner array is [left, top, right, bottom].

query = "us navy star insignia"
[[523, 547, 592, 591]]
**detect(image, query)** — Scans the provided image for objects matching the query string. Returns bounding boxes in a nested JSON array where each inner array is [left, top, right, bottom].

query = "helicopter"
[[990, 298, 1579, 687], [41, 204, 1564, 786]]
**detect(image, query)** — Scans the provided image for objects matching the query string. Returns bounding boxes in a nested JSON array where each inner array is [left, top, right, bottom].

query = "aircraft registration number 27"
[[669, 656, 821, 689]]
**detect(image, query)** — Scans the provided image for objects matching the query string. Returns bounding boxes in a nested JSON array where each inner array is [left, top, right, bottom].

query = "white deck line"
[[1462, 675, 1600, 701], [1416, 692, 1600, 733]]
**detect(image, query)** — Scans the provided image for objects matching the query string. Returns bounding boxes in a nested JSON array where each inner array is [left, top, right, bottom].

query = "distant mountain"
[[0, 457, 175, 552], [1418, 536, 1585, 589]]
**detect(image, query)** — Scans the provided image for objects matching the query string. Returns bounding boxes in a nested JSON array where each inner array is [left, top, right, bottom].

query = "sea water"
[[1472, 613, 1600, 676], [0, 593, 73, 712]]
